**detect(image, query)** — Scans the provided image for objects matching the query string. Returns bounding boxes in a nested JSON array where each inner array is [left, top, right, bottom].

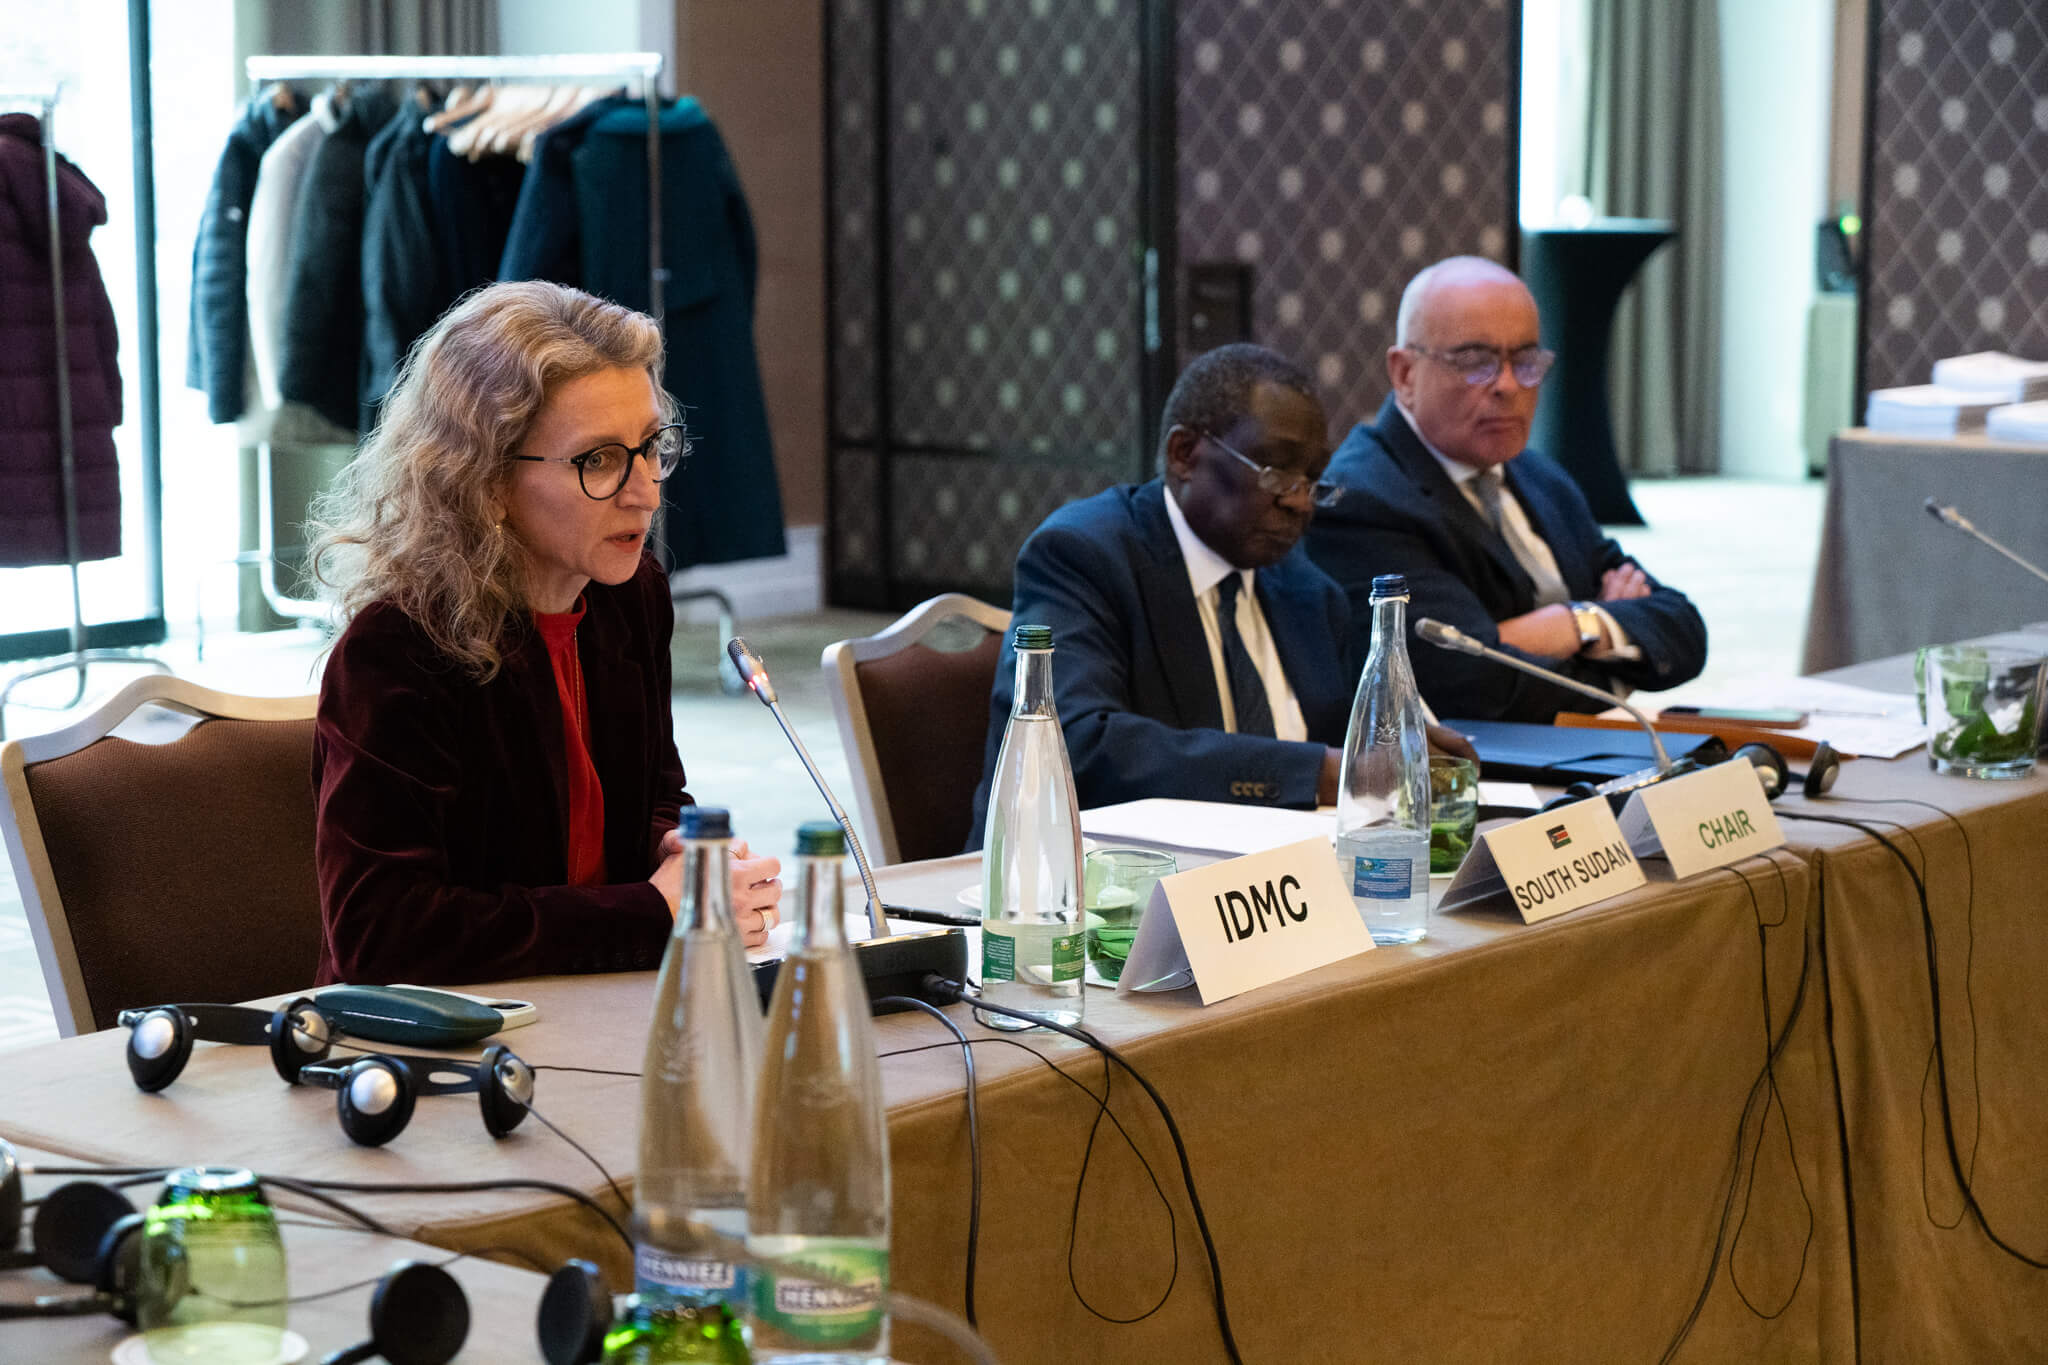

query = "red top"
[[534, 603, 607, 887]]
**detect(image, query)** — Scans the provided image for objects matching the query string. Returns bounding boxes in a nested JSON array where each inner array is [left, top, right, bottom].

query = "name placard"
[[1115, 836, 1372, 1005], [1618, 761, 1784, 879], [1438, 796, 1646, 923]]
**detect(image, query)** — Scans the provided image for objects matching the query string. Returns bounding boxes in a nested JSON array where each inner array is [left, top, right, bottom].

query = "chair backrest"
[[0, 674, 322, 1036], [823, 594, 1011, 866]]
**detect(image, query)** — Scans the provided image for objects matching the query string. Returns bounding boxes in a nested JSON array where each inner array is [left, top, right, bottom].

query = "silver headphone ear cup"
[[1804, 741, 1842, 797], [477, 1045, 532, 1139], [337, 1058, 417, 1147], [267, 996, 332, 1083], [125, 1008, 193, 1093]]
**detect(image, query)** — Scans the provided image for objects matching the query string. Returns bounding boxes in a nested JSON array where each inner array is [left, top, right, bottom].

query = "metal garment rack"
[[0, 82, 167, 740], [238, 52, 680, 626]]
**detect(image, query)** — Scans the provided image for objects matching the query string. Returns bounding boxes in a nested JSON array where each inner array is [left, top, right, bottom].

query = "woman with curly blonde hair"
[[308, 280, 780, 985]]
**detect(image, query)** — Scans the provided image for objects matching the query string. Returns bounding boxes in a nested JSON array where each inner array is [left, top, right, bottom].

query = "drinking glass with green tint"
[[1916, 645, 2046, 779], [1428, 756, 1480, 875], [138, 1167, 288, 1365], [1082, 848, 1176, 984]]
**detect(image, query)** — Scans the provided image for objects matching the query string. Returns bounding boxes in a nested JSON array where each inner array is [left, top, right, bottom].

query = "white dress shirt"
[[1397, 403, 1638, 660], [1161, 485, 1310, 740]]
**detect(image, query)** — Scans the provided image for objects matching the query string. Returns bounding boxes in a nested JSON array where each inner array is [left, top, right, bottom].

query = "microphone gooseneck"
[[725, 637, 889, 939], [1924, 497, 2048, 587], [1414, 617, 1673, 775]]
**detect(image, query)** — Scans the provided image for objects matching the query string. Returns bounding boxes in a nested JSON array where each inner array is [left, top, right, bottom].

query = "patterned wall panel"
[[1176, 0, 1517, 429], [829, 0, 879, 446], [887, 0, 1142, 461], [1864, 3, 2048, 394], [826, 0, 1144, 608]]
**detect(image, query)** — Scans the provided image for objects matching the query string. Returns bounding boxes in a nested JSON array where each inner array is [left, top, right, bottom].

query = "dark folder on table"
[[1448, 719, 1718, 785]]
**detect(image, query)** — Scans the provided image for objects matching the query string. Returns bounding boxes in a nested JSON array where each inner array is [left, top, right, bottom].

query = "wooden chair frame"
[[821, 594, 1010, 867], [0, 674, 317, 1035]]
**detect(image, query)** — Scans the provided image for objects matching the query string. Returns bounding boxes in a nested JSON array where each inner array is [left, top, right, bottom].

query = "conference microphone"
[[727, 636, 889, 939], [1414, 617, 1678, 802], [1924, 498, 2048, 587]]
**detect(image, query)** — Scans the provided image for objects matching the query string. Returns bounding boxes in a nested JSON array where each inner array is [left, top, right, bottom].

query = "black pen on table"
[[883, 904, 980, 928]]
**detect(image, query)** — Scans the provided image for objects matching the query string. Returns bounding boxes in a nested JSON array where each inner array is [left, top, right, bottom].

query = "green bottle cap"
[[795, 820, 846, 856], [1013, 623, 1053, 650]]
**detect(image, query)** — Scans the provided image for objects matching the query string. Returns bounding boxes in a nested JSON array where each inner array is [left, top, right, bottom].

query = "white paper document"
[[1081, 799, 1334, 857], [1634, 674, 1933, 759]]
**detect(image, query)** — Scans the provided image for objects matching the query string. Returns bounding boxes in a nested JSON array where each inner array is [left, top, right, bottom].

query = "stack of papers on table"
[[1081, 788, 1545, 859], [1642, 675, 1933, 759], [1986, 400, 2048, 445], [1930, 351, 2048, 403], [1864, 385, 2001, 436]]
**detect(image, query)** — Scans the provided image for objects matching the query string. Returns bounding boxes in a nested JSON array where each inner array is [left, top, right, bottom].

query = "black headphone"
[[0, 1144, 155, 1324], [297, 1046, 534, 1148], [1731, 739, 1842, 801], [119, 997, 337, 1091], [320, 1260, 470, 1365], [537, 1259, 615, 1365]]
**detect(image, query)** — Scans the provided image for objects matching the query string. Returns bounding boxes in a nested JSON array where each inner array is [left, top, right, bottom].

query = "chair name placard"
[[1618, 760, 1784, 879], [1116, 836, 1373, 1005], [1438, 796, 1645, 923]]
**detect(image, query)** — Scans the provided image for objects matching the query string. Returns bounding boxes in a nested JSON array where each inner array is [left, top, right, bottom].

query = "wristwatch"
[[1567, 601, 1604, 651]]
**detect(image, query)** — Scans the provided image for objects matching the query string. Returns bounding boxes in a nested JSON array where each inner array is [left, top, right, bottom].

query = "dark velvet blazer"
[[312, 555, 686, 985], [966, 479, 1352, 848], [1305, 398, 1708, 722]]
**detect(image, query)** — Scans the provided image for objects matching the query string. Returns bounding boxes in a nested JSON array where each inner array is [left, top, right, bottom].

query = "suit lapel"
[[1131, 482, 1227, 730], [1373, 399, 1538, 613], [503, 625, 571, 861]]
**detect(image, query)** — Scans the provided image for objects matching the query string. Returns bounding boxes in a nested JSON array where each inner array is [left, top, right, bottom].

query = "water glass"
[[1428, 756, 1480, 874], [138, 1167, 288, 1365], [1916, 645, 2047, 779], [1082, 848, 1177, 984]]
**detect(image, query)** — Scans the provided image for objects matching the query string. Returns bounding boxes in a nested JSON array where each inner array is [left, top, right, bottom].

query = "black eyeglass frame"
[[1199, 430, 1341, 509], [510, 422, 690, 501], [1407, 343, 1557, 389]]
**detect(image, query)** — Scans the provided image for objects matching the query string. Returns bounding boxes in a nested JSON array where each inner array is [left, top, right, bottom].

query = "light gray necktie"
[[1473, 469, 1571, 608]]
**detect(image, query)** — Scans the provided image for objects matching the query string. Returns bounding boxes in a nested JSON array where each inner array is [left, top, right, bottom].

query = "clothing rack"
[[239, 52, 671, 625], [0, 81, 167, 740]]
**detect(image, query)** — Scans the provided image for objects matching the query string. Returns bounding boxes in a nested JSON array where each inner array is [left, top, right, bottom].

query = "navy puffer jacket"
[[185, 92, 299, 425]]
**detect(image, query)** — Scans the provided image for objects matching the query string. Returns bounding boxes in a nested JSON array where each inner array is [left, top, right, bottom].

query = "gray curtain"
[[357, 0, 496, 55], [1583, 0, 1722, 475]]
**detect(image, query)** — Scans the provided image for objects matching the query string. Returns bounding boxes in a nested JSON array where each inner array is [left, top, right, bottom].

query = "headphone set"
[[119, 999, 534, 1148], [1551, 736, 1843, 812], [0, 1140, 473, 1362]]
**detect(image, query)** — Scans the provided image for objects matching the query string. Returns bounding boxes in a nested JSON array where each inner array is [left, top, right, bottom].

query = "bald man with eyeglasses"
[[1305, 257, 1706, 723]]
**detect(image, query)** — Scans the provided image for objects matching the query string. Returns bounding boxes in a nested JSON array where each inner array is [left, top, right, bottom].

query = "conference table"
[[5, 647, 2048, 1362], [1802, 427, 2048, 672]]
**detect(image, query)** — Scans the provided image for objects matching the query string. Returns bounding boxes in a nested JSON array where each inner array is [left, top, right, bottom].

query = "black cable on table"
[[522, 1100, 631, 1218], [874, 995, 983, 1329], [919, 975, 1244, 1365]]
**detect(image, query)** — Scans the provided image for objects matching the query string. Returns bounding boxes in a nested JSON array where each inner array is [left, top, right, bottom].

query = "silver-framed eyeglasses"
[[1409, 343, 1557, 389], [511, 422, 689, 500], [1201, 431, 1341, 508]]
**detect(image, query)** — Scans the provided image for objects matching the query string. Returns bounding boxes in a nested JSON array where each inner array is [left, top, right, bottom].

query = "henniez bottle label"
[[1350, 856, 1413, 900], [637, 1244, 742, 1302], [749, 1240, 887, 1346], [980, 927, 1083, 983]]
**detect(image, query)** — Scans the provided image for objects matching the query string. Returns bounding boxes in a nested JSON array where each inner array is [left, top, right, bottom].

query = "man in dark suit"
[[1305, 257, 1707, 721], [968, 344, 1470, 844]]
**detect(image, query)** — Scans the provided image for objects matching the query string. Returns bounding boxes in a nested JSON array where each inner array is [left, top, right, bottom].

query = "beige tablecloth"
[[0, 859, 1834, 1364]]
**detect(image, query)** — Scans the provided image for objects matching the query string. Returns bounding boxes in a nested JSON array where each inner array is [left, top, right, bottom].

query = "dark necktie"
[[1214, 574, 1275, 738]]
